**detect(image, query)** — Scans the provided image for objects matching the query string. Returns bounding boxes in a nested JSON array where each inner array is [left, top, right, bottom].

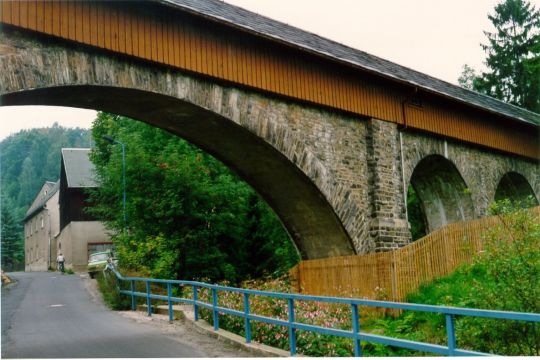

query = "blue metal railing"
[[109, 268, 540, 356]]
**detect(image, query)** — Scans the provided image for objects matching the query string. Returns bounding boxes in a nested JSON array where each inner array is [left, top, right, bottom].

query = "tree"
[[457, 64, 479, 91], [0, 125, 92, 271], [406, 185, 427, 241], [459, 0, 540, 112], [1, 125, 92, 218], [1, 200, 24, 271], [88, 113, 299, 283]]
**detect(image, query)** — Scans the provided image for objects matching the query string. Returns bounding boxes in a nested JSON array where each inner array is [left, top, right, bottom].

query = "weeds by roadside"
[[95, 200, 538, 356], [95, 271, 131, 310]]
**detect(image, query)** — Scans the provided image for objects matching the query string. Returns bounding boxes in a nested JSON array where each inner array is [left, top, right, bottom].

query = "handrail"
[[108, 267, 540, 356]]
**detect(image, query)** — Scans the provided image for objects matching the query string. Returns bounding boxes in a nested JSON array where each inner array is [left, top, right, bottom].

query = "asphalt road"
[[1, 272, 207, 358]]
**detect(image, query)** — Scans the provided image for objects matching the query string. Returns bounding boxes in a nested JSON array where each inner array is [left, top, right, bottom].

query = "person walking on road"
[[56, 253, 65, 273]]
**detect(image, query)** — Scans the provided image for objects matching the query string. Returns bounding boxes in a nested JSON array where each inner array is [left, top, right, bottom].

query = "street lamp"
[[102, 135, 126, 233]]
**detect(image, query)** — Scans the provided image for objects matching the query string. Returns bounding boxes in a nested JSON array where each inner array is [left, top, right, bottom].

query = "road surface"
[[1, 272, 247, 358]]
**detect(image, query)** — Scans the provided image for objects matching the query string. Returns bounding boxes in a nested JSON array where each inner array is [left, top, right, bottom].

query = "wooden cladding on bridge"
[[1, 0, 538, 159]]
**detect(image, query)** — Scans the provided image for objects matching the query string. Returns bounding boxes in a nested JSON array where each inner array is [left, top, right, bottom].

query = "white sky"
[[1, 0, 538, 141]]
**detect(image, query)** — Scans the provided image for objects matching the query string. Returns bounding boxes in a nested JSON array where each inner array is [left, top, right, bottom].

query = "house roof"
[[61, 148, 97, 188], [24, 181, 59, 221], [158, 0, 540, 126]]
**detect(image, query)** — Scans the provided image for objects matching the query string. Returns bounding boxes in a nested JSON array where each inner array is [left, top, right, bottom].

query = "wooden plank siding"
[[1, 0, 538, 159]]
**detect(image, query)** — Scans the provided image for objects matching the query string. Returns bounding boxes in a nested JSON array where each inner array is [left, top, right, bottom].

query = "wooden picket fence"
[[289, 206, 540, 302]]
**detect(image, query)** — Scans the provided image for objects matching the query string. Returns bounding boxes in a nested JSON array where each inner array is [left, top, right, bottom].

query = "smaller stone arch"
[[494, 172, 539, 206], [408, 155, 475, 233]]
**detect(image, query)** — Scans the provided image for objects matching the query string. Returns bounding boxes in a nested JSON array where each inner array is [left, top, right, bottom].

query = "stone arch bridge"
[[1, 0, 539, 260]]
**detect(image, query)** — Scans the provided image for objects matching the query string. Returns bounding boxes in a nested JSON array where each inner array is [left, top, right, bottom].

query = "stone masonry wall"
[[366, 119, 411, 251], [0, 28, 372, 256], [214, 89, 373, 254], [401, 131, 540, 218], [2, 28, 538, 257]]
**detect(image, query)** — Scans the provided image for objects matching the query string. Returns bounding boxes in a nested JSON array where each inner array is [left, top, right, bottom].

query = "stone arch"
[[408, 155, 475, 232], [0, 29, 361, 259], [494, 172, 539, 206]]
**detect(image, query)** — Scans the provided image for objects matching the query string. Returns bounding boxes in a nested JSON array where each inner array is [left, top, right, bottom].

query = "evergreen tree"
[[406, 185, 427, 241], [459, 0, 540, 112], [0, 125, 92, 270], [1, 201, 24, 271], [17, 157, 38, 208]]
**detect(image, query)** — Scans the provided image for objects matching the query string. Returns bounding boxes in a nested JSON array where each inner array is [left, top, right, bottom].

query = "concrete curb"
[[137, 304, 291, 357]]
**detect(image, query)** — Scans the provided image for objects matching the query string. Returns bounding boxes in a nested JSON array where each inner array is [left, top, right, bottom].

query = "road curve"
[[1, 272, 209, 358]]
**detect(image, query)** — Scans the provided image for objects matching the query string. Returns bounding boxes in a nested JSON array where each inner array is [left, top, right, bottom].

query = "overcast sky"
[[2, 0, 537, 141]]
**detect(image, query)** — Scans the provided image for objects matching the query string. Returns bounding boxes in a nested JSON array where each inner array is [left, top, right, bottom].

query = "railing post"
[[288, 298, 297, 356], [146, 281, 152, 316], [351, 304, 362, 357], [193, 286, 199, 321], [167, 282, 173, 322], [445, 314, 456, 356], [130, 280, 136, 311], [243, 293, 251, 343], [212, 288, 219, 331]]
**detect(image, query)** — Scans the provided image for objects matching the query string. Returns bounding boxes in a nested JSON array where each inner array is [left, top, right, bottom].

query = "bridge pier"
[[366, 119, 411, 251]]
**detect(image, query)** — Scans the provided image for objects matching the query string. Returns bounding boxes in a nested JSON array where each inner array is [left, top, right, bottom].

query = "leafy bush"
[[455, 199, 540, 355], [88, 113, 299, 283], [194, 201, 539, 356], [384, 199, 540, 356], [96, 271, 131, 310], [196, 276, 410, 357]]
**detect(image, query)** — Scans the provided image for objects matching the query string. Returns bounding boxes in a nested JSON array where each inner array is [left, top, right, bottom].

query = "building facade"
[[24, 148, 112, 272], [24, 181, 60, 271]]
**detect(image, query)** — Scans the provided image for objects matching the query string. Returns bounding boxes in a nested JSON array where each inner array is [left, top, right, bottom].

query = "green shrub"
[[195, 276, 415, 357], [206, 200, 537, 357], [388, 199, 540, 356], [96, 271, 131, 310], [454, 199, 540, 355]]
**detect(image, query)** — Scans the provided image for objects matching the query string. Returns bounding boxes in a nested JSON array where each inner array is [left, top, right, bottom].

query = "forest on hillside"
[[1, 116, 299, 279], [1, 124, 92, 270]]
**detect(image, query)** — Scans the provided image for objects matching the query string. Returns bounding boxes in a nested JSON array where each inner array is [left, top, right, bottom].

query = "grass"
[[362, 204, 540, 356], [94, 203, 539, 356], [196, 205, 539, 356], [95, 271, 132, 310]]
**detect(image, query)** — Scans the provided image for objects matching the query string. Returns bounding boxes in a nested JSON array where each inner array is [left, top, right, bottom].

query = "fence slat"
[[291, 207, 540, 302]]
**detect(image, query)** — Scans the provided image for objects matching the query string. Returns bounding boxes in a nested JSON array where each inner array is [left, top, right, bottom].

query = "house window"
[[41, 217, 44, 229]]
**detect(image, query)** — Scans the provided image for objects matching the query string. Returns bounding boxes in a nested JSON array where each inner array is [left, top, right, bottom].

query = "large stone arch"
[[0, 28, 370, 259], [494, 172, 539, 205], [408, 154, 475, 232]]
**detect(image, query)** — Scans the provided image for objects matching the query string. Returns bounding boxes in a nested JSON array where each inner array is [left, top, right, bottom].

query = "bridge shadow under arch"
[[1, 85, 355, 259], [494, 172, 539, 206], [408, 154, 475, 234]]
